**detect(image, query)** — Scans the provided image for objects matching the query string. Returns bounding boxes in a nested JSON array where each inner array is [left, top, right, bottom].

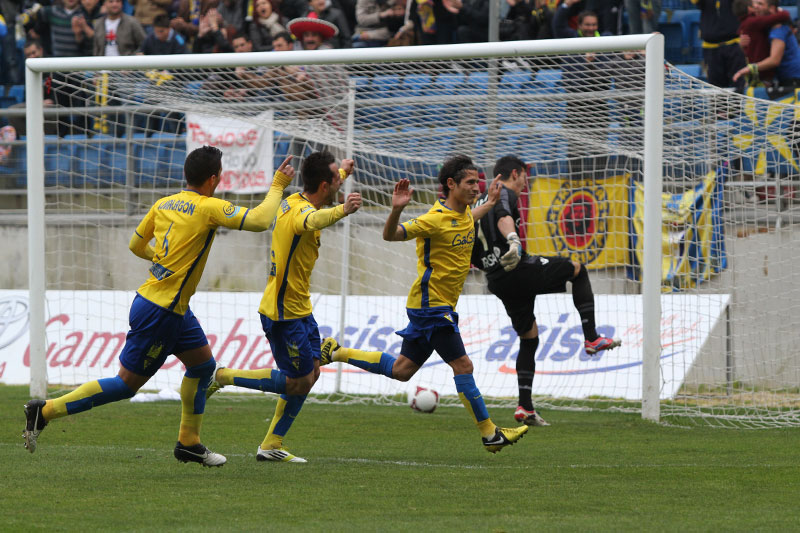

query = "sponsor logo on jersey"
[[149, 263, 175, 281], [545, 185, 608, 264], [451, 229, 475, 247], [280, 199, 290, 214]]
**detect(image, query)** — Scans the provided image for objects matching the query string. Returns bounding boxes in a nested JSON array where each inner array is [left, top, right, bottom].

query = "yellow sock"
[[457, 392, 497, 438], [217, 367, 279, 386], [260, 396, 287, 450], [42, 380, 103, 420], [333, 346, 380, 364], [178, 376, 203, 446]]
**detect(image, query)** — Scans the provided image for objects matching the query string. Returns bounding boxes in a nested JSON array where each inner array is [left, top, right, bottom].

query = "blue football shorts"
[[259, 313, 321, 379], [118, 294, 209, 377], [396, 307, 466, 366]]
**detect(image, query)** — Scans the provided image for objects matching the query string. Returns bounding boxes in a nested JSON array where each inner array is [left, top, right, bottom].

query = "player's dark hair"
[[153, 14, 171, 28], [273, 31, 294, 44], [577, 10, 598, 25], [184, 145, 223, 187], [438, 154, 478, 198], [24, 38, 44, 50], [301, 151, 336, 193], [493, 155, 526, 181]]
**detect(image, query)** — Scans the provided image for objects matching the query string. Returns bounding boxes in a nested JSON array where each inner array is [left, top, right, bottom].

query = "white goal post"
[[23, 37, 666, 418]]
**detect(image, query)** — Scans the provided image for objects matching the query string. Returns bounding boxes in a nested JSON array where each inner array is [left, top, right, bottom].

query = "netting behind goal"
[[22, 40, 800, 427]]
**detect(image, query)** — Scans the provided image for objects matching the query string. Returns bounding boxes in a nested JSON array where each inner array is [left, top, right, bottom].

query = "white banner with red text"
[[185, 112, 274, 194], [0, 291, 728, 400]]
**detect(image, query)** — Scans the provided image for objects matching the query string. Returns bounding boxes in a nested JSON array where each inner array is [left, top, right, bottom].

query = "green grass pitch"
[[2, 384, 800, 531]]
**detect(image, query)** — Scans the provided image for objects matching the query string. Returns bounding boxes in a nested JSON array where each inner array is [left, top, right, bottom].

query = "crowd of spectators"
[[1, 0, 794, 77], [2, 0, 800, 107]]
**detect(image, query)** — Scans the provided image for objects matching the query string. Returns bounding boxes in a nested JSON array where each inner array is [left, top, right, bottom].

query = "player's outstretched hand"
[[486, 174, 502, 204], [343, 192, 362, 215], [392, 178, 413, 209], [340, 158, 355, 178], [277, 155, 295, 180]]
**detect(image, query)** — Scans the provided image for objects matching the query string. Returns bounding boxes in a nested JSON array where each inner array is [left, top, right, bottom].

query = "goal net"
[[16, 37, 800, 427]]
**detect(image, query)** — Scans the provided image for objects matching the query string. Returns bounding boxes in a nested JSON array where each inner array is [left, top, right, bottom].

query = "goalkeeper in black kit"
[[472, 156, 621, 426]]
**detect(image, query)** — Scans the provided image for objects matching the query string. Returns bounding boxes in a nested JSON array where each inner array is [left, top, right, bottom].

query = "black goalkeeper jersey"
[[472, 185, 533, 279]]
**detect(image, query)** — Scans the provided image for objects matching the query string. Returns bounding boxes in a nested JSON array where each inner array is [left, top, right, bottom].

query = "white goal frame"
[[25, 35, 665, 421]]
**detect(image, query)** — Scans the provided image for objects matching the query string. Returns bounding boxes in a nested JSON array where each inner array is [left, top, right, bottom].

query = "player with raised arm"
[[473, 155, 621, 426], [23, 147, 294, 466], [206, 151, 360, 463], [320, 155, 529, 454]]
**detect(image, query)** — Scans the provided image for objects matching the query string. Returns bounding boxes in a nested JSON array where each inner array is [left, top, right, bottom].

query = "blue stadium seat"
[[0, 96, 16, 109], [369, 74, 402, 127], [44, 135, 74, 186], [424, 73, 465, 126], [688, 16, 703, 63], [534, 69, 563, 93], [105, 138, 129, 185], [675, 64, 702, 78], [186, 81, 204, 95], [394, 74, 432, 128], [9, 85, 25, 103], [784, 6, 797, 19], [273, 132, 292, 172], [72, 135, 105, 185], [132, 133, 161, 185], [499, 70, 533, 122], [152, 133, 186, 183], [659, 23, 687, 64]]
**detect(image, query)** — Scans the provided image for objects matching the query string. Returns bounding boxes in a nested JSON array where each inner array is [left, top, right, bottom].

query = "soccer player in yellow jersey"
[[23, 146, 294, 466], [207, 151, 361, 463], [321, 154, 530, 453]]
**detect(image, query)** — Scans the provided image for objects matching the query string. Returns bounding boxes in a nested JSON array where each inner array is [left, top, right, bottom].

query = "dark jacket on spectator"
[[692, 0, 740, 44], [22, 3, 93, 56], [140, 28, 190, 53], [308, 4, 352, 47], [552, 0, 585, 38], [92, 13, 147, 55], [192, 27, 234, 52], [503, 0, 553, 40]]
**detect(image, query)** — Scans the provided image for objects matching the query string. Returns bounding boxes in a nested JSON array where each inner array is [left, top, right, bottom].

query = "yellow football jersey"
[[259, 192, 322, 321], [400, 199, 475, 309], [135, 190, 250, 315]]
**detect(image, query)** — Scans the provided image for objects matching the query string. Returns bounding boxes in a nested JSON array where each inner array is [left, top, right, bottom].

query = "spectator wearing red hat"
[[287, 15, 338, 49]]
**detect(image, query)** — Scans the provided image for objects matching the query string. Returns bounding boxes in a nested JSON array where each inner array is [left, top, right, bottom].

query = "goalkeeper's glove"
[[500, 232, 522, 272]]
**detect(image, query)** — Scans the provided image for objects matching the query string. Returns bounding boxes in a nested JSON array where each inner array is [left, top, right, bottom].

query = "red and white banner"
[[185, 112, 274, 194], [0, 291, 729, 400]]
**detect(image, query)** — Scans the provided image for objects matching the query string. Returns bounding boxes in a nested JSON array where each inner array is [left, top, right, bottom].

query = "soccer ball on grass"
[[409, 386, 439, 413]]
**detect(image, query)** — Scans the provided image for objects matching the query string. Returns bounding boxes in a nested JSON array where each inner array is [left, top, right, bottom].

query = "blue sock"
[[232, 368, 287, 394], [453, 373, 490, 423], [345, 351, 396, 379], [65, 376, 135, 415], [272, 394, 307, 437], [184, 358, 216, 415]]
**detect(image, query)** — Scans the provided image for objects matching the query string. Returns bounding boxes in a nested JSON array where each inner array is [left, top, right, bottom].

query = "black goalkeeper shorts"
[[487, 256, 576, 335]]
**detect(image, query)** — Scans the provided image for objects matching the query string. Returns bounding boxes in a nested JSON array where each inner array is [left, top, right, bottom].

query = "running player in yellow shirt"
[[23, 146, 294, 466], [207, 151, 361, 463], [321, 154, 530, 453]]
